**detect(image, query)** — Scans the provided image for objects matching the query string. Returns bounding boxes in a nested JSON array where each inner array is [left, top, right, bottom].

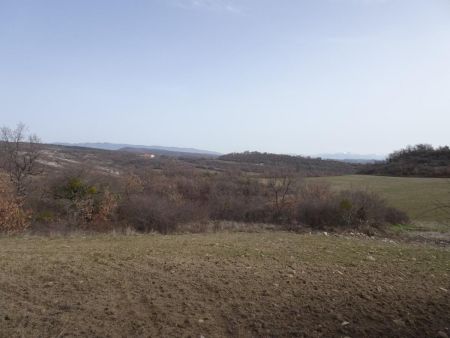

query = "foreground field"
[[308, 175, 450, 223], [0, 232, 449, 337]]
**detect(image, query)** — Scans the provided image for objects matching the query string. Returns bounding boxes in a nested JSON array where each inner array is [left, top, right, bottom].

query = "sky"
[[0, 0, 449, 155]]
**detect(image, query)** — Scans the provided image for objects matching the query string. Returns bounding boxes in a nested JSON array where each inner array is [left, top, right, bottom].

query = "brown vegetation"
[[0, 176, 30, 233], [0, 125, 411, 235], [12, 164, 408, 235]]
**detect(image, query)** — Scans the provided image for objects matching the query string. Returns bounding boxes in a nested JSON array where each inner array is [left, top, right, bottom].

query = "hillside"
[[119, 146, 219, 158], [55, 142, 221, 157], [219, 151, 358, 176], [359, 144, 450, 178], [36, 143, 220, 176], [36, 145, 359, 178]]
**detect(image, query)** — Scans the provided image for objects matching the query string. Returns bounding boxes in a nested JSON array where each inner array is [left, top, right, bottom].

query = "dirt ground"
[[0, 232, 449, 338]]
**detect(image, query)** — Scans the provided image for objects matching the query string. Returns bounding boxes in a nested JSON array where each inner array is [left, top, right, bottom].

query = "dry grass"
[[0, 232, 449, 337]]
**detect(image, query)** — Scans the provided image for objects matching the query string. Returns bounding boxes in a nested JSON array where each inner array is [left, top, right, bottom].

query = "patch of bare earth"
[[0, 232, 449, 337]]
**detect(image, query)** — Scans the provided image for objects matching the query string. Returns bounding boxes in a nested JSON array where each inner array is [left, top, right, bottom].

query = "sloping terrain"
[[219, 152, 358, 176], [36, 144, 168, 176], [35, 145, 359, 178], [120, 146, 219, 158], [0, 232, 448, 337], [55, 143, 221, 156]]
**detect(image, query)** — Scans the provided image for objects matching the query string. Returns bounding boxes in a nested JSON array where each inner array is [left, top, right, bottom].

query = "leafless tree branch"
[[0, 123, 41, 197]]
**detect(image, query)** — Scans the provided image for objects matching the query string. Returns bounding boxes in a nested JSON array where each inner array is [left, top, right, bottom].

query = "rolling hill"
[[359, 144, 450, 178], [54, 142, 221, 157], [219, 151, 358, 176]]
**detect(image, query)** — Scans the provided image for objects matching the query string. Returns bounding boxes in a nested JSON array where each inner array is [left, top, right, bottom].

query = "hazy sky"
[[1, 0, 449, 155]]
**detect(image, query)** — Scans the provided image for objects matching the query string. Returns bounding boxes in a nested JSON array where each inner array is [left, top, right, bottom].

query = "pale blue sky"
[[1, 0, 449, 155]]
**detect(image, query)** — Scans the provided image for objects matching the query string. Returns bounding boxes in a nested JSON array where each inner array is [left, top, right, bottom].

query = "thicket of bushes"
[[0, 166, 408, 234], [0, 123, 409, 234], [295, 184, 408, 229]]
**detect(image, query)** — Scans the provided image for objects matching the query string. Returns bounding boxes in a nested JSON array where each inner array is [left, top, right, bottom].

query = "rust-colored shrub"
[[0, 175, 30, 233], [94, 189, 119, 222]]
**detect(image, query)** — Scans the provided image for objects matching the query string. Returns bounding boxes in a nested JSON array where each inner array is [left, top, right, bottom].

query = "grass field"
[[307, 175, 450, 224], [0, 232, 449, 337]]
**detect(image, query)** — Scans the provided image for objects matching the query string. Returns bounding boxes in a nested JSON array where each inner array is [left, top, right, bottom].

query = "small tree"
[[0, 123, 41, 197], [266, 169, 299, 221]]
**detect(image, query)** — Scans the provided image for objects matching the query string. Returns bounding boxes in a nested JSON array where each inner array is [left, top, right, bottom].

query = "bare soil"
[[0, 232, 449, 337]]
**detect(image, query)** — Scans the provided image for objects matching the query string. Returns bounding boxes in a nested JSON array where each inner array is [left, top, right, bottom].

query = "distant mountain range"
[[54, 142, 222, 157]]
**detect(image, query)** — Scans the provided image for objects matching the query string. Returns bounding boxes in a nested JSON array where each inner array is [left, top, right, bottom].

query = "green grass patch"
[[307, 175, 450, 224]]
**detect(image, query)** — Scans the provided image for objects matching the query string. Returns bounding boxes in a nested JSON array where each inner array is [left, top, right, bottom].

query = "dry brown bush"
[[294, 184, 409, 230], [0, 174, 30, 233], [118, 194, 207, 233], [94, 189, 118, 222]]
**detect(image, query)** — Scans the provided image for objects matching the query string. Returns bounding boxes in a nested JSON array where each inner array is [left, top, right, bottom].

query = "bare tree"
[[266, 168, 300, 219], [0, 123, 41, 197]]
